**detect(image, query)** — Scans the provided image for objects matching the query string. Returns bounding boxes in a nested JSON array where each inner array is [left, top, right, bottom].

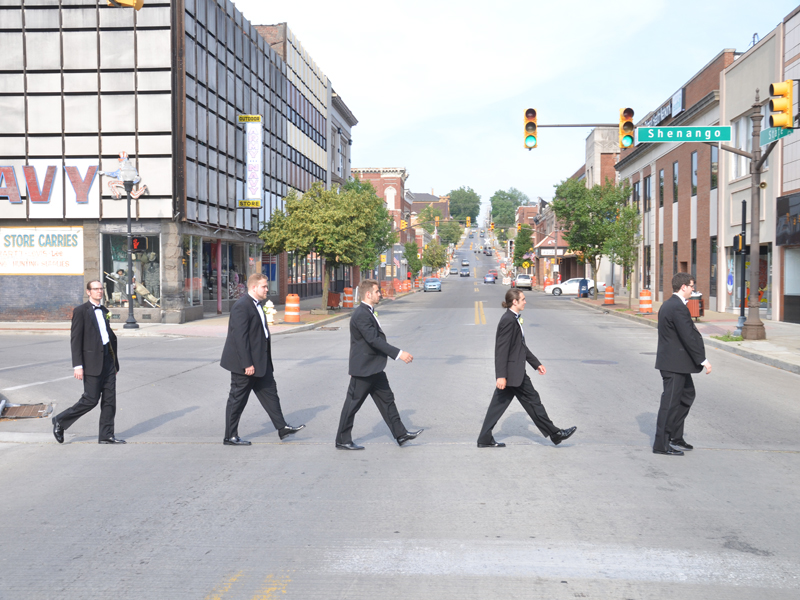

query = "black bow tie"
[[93, 305, 103, 310]]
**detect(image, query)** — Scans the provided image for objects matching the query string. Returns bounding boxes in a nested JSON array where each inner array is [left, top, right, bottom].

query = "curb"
[[571, 298, 800, 376]]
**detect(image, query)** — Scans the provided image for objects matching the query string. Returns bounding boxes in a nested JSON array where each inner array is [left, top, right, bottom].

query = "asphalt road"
[[1, 237, 799, 599]]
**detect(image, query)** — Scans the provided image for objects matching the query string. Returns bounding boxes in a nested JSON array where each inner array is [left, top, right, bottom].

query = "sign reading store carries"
[[637, 126, 732, 143], [0, 226, 84, 275]]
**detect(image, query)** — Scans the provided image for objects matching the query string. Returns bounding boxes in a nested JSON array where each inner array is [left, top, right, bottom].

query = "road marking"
[[251, 574, 291, 599], [205, 570, 244, 600], [2, 375, 73, 391], [479, 300, 486, 324], [474, 301, 486, 324]]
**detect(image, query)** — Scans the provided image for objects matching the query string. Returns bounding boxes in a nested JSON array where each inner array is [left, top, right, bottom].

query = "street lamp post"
[[119, 159, 140, 329]]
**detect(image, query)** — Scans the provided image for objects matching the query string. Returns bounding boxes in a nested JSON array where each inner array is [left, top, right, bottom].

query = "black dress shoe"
[[670, 439, 693, 450], [335, 442, 364, 450], [477, 441, 506, 448], [653, 447, 684, 456], [223, 437, 251, 446], [98, 437, 126, 444], [52, 417, 64, 444], [397, 428, 424, 446], [279, 424, 306, 440], [551, 426, 577, 445]]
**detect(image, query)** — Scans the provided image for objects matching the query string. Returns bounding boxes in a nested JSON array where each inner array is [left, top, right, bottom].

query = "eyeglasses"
[[89, 287, 104, 291]]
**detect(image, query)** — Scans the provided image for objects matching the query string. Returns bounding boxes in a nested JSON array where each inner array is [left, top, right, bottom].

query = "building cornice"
[[352, 167, 409, 181], [332, 91, 358, 127]]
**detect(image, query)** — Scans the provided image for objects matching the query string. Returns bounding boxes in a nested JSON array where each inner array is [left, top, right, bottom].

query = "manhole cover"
[[581, 360, 619, 365], [1, 403, 53, 419], [640, 352, 657, 355], [316, 326, 340, 331]]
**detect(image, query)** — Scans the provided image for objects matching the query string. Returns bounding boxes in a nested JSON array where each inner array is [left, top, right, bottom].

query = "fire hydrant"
[[264, 299, 277, 325]]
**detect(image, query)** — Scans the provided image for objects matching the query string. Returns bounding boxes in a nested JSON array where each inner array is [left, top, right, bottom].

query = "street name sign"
[[760, 126, 793, 147], [237, 199, 261, 208], [637, 126, 732, 143]]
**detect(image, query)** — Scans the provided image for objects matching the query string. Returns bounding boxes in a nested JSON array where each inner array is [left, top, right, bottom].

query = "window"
[[659, 244, 664, 293], [673, 241, 678, 277], [632, 181, 640, 212], [732, 116, 751, 178], [691, 239, 697, 281], [659, 169, 664, 208], [691, 151, 698, 196], [710, 236, 717, 297], [710, 145, 718, 190], [673, 162, 679, 203], [643, 175, 651, 212], [102, 234, 161, 309]]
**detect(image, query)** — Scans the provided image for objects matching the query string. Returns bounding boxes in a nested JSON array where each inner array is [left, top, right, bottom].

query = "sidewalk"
[[570, 293, 800, 376], [0, 289, 421, 339]]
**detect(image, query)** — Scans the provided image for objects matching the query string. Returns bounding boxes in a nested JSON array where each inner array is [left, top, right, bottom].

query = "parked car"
[[460, 268, 470, 277], [544, 278, 606, 296], [488, 269, 498, 276], [461, 259, 470, 266], [449, 267, 458, 275], [483, 273, 496, 284], [424, 277, 442, 292], [514, 274, 533, 289]]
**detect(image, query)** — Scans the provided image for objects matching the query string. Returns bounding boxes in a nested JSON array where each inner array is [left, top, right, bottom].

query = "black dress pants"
[[56, 345, 117, 440], [478, 374, 559, 444], [225, 370, 287, 439], [654, 370, 695, 451], [335, 372, 407, 444]]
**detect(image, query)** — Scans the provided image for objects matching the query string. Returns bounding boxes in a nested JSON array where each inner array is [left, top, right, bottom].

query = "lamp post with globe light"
[[118, 157, 140, 329]]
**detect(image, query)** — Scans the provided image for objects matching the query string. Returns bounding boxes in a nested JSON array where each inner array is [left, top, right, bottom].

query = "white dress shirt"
[[74, 301, 109, 371], [510, 308, 525, 338], [249, 293, 269, 339]]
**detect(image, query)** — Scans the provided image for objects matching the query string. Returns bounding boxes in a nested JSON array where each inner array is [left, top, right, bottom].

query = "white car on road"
[[514, 274, 533, 289], [544, 278, 606, 296]]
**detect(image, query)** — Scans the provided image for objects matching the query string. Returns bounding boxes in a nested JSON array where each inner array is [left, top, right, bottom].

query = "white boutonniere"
[[105, 312, 110, 322], [373, 311, 379, 317], [262, 305, 268, 316], [518, 317, 523, 325]]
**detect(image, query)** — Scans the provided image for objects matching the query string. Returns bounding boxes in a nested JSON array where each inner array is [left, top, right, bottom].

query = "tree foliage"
[[438, 220, 463, 245], [604, 192, 641, 308], [416, 204, 443, 234], [513, 224, 534, 268], [260, 180, 396, 308], [551, 178, 632, 299], [448, 186, 481, 222], [403, 242, 422, 279], [422, 241, 448, 270], [490, 187, 529, 227]]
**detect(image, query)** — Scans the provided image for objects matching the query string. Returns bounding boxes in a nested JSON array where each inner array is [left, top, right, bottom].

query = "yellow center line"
[[479, 300, 486, 324], [205, 571, 244, 600]]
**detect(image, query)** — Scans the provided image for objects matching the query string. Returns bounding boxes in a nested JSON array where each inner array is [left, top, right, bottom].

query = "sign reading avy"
[[637, 126, 732, 143]]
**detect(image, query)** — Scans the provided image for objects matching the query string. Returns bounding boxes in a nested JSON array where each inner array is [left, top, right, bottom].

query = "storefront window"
[[102, 234, 161, 308], [202, 241, 250, 302], [728, 244, 772, 316], [182, 235, 203, 306], [262, 253, 279, 296]]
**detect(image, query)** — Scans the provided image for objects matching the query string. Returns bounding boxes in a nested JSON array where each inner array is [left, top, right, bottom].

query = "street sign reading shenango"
[[637, 126, 732, 143], [760, 126, 794, 147]]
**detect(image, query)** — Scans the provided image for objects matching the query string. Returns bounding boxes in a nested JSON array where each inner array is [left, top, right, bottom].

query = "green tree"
[[496, 227, 509, 242], [422, 241, 448, 271], [513, 224, 534, 268], [438, 220, 463, 245], [403, 241, 422, 279], [416, 204, 443, 234], [260, 180, 395, 310], [551, 178, 631, 299], [448, 186, 481, 223], [604, 197, 641, 309], [490, 188, 529, 228], [342, 178, 397, 273]]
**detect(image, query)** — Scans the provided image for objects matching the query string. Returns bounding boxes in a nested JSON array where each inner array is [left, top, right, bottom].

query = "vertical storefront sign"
[[238, 115, 262, 205], [0, 226, 84, 275]]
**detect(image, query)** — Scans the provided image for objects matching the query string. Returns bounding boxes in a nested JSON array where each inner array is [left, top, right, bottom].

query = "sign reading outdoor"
[[237, 115, 262, 123], [237, 199, 261, 208], [637, 126, 732, 143], [760, 126, 794, 147]]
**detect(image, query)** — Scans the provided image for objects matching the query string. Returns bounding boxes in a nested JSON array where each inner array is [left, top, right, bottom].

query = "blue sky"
[[235, 0, 796, 218]]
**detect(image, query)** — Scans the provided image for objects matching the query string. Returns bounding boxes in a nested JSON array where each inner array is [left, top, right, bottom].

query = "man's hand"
[[398, 351, 413, 364], [705, 362, 712, 374], [74, 367, 83, 381], [244, 365, 255, 376], [496, 377, 506, 390], [537, 365, 546, 375]]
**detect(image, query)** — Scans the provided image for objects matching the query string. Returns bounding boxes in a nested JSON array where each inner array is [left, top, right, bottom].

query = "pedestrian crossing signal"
[[619, 108, 635, 148], [769, 80, 794, 129], [524, 108, 538, 149]]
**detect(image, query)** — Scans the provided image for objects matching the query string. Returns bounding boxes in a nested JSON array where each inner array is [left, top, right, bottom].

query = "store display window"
[[102, 234, 161, 308]]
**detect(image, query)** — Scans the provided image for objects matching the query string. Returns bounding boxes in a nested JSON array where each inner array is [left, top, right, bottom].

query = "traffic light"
[[400, 219, 407, 230], [733, 233, 746, 253], [466, 216, 471, 227], [524, 108, 537, 149], [769, 80, 794, 129], [435, 216, 440, 227], [490, 222, 495, 231], [107, 0, 144, 9], [516, 223, 521, 232], [619, 108, 635, 148]]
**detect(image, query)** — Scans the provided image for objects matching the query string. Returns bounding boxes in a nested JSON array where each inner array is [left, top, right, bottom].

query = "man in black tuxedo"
[[220, 273, 304, 446], [477, 288, 576, 448], [52, 280, 124, 444], [335, 279, 422, 450], [653, 272, 712, 456]]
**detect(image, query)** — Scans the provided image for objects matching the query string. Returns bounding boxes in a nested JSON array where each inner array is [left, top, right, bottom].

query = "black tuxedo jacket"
[[220, 294, 274, 377], [655, 294, 706, 374], [348, 303, 400, 377], [494, 309, 541, 387], [70, 301, 119, 376]]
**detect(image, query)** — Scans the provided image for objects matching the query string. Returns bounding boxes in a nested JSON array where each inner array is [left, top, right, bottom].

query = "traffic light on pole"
[[466, 216, 471, 227], [524, 108, 537, 149], [619, 108, 635, 148], [769, 80, 794, 129], [435, 216, 440, 227], [516, 223, 521, 232], [490, 222, 495, 231]]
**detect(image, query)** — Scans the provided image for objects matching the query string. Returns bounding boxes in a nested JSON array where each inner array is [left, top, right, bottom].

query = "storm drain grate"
[[1, 403, 53, 419], [316, 326, 340, 331]]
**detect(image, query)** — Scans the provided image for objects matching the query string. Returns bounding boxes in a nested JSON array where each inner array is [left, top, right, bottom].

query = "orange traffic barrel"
[[343, 287, 353, 308], [638, 289, 652, 314], [604, 286, 615, 305], [414, 278, 420, 288], [284, 294, 300, 322]]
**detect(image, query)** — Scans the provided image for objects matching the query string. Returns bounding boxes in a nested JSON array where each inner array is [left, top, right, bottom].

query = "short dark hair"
[[502, 288, 525, 308], [86, 280, 102, 291], [672, 272, 693, 292]]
